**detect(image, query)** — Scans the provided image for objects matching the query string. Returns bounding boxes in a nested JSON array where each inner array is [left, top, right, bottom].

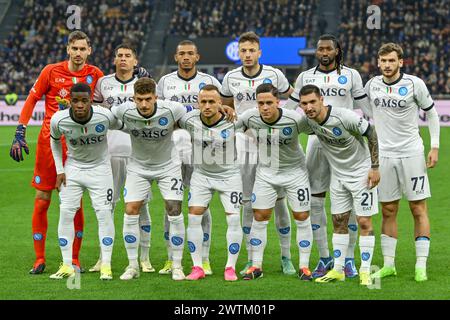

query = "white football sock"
[[332, 233, 349, 273], [123, 214, 140, 268], [415, 237, 430, 269], [274, 198, 291, 259], [139, 204, 151, 262], [242, 200, 254, 261], [58, 206, 76, 266], [359, 235, 375, 273], [187, 214, 203, 267], [347, 213, 358, 259], [310, 196, 330, 258], [226, 214, 243, 268], [163, 211, 172, 260], [168, 214, 185, 269], [97, 209, 115, 265], [201, 208, 212, 262], [381, 234, 397, 268], [249, 219, 269, 269], [296, 217, 313, 269]]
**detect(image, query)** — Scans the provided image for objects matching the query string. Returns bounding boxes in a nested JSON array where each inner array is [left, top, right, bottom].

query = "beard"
[[319, 56, 335, 67]]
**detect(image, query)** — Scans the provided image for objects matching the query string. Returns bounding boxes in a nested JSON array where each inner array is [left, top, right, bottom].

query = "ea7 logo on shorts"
[[332, 127, 342, 136], [250, 238, 262, 246], [95, 124, 105, 133], [282, 127, 293, 136], [159, 117, 169, 126]]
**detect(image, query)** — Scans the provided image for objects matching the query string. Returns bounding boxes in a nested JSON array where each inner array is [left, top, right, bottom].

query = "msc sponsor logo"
[[320, 88, 346, 97], [374, 98, 407, 108]]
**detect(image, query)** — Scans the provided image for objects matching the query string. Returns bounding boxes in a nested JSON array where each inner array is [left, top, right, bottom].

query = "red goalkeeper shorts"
[[32, 129, 67, 191]]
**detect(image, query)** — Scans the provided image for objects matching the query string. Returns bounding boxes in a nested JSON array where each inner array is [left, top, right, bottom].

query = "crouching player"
[[298, 85, 379, 286], [179, 85, 243, 281], [238, 83, 313, 281], [49, 83, 123, 280]]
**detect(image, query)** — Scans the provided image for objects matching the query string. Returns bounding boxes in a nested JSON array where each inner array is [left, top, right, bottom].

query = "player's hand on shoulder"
[[427, 148, 439, 168], [10, 124, 29, 162], [55, 173, 66, 191], [219, 105, 236, 122]]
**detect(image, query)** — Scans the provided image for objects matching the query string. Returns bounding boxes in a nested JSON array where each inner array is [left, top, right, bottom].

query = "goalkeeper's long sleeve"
[[19, 94, 40, 126], [50, 136, 64, 174]]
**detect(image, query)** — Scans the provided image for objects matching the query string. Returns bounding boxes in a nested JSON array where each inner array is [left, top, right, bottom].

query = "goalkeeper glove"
[[10, 124, 29, 162], [133, 66, 152, 79]]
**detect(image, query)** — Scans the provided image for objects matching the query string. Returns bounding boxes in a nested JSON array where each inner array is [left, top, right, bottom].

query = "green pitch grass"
[[0, 126, 449, 300]]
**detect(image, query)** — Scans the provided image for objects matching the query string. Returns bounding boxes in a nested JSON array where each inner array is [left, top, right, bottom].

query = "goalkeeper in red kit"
[[9, 31, 104, 274]]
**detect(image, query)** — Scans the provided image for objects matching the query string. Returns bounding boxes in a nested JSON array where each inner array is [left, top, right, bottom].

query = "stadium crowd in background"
[[0, 0, 152, 95], [168, 0, 315, 38], [339, 0, 450, 95]]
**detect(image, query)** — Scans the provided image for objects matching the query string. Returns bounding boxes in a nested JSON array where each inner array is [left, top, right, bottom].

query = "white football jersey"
[[365, 73, 434, 158], [157, 71, 222, 111], [50, 105, 121, 171], [93, 73, 138, 156], [111, 100, 186, 169], [288, 65, 368, 110], [179, 110, 240, 178], [221, 65, 291, 115], [237, 108, 306, 174], [299, 106, 371, 181]]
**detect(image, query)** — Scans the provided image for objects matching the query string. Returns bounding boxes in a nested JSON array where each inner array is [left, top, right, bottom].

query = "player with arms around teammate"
[[89, 44, 154, 274], [112, 78, 187, 281], [285, 34, 370, 278], [238, 84, 313, 281], [298, 85, 380, 286], [366, 43, 439, 282], [157, 40, 222, 275], [221, 32, 297, 276], [9, 31, 103, 274], [49, 83, 122, 280], [179, 85, 243, 281]]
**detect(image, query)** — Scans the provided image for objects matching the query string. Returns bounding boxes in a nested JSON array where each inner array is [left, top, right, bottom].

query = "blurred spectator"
[[339, 0, 449, 95], [168, 0, 316, 38], [0, 0, 153, 95]]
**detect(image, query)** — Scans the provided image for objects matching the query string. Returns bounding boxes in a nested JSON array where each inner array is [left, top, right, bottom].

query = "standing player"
[[238, 84, 313, 281], [89, 44, 154, 274], [365, 43, 439, 282], [220, 32, 296, 276], [9, 31, 103, 274], [157, 40, 222, 275], [112, 78, 187, 281], [285, 34, 370, 278], [179, 85, 243, 281], [49, 83, 121, 280], [298, 85, 379, 286]]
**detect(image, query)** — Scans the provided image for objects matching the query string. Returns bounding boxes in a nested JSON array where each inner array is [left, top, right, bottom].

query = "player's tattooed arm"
[[365, 125, 381, 188], [365, 125, 379, 168]]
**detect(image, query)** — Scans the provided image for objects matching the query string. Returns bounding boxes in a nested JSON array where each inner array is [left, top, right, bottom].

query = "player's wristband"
[[371, 164, 379, 169]]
